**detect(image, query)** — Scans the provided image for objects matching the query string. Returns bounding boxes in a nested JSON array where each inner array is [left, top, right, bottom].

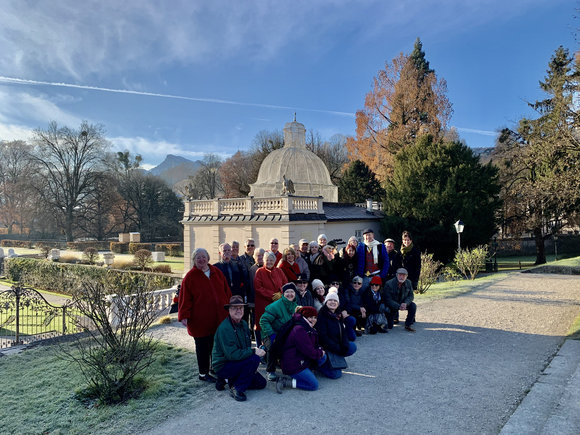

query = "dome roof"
[[249, 120, 338, 202]]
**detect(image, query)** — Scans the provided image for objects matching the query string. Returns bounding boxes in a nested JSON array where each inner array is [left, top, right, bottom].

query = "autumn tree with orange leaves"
[[346, 38, 453, 181]]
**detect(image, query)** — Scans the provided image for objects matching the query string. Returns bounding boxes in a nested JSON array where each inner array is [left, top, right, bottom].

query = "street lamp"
[[553, 234, 558, 261], [454, 220, 465, 250]]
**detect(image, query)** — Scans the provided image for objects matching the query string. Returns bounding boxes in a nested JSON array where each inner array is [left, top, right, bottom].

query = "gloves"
[[270, 334, 276, 343]]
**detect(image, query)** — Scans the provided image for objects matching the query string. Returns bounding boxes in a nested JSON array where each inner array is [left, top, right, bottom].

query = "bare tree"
[[182, 153, 223, 199], [31, 122, 110, 241]]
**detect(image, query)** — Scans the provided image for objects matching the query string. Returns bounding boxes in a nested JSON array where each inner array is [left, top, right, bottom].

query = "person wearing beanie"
[[259, 282, 298, 381], [315, 287, 357, 379], [294, 273, 315, 307], [362, 275, 389, 334], [311, 279, 326, 311], [277, 306, 325, 392]]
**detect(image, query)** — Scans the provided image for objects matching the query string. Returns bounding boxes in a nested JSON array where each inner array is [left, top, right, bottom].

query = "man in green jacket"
[[259, 283, 298, 381], [212, 295, 267, 401]]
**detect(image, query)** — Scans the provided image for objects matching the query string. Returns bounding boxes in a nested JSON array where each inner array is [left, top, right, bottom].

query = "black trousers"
[[193, 334, 215, 375]]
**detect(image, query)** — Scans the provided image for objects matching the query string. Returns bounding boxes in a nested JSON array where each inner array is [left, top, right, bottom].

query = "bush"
[[4, 257, 177, 295], [417, 252, 442, 294], [454, 246, 489, 280], [59, 253, 80, 264], [129, 243, 153, 254], [134, 249, 153, 270], [110, 242, 129, 254], [60, 276, 159, 404], [1, 239, 32, 248], [83, 247, 100, 265], [441, 266, 462, 283], [36, 243, 52, 259], [152, 264, 172, 274], [67, 241, 110, 251], [154, 243, 183, 257]]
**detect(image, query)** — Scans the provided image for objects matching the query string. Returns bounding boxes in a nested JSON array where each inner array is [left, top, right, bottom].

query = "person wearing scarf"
[[400, 230, 422, 290], [356, 228, 389, 291]]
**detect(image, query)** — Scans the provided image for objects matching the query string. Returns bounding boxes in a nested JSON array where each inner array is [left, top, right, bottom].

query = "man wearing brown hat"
[[212, 295, 267, 401], [384, 268, 417, 332]]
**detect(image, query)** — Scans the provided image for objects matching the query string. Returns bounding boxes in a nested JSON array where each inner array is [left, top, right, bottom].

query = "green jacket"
[[259, 296, 297, 338], [212, 316, 253, 373]]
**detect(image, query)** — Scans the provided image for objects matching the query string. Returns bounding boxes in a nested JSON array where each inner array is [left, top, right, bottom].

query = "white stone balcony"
[[184, 195, 324, 218]]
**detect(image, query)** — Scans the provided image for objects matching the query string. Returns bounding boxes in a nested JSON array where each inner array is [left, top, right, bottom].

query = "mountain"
[[149, 154, 202, 187]]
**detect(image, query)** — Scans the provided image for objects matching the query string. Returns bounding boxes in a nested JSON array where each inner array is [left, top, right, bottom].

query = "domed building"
[[249, 120, 338, 202], [182, 119, 382, 268]]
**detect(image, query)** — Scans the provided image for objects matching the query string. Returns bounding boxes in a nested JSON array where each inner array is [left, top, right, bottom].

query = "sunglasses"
[[331, 282, 340, 286], [246, 244, 255, 247], [270, 242, 278, 244], [352, 281, 362, 285]]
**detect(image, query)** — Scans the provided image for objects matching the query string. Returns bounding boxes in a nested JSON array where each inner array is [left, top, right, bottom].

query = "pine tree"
[[338, 160, 385, 203]]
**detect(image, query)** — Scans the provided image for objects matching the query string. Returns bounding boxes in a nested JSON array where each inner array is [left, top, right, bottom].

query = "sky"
[[0, 0, 577, 170]]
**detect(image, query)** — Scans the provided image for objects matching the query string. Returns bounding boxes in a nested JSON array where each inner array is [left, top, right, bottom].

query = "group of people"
[[177, 228, 422, 401]]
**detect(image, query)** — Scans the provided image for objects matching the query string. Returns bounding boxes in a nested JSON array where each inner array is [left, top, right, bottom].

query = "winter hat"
[[324, 291, 340, 305], [311, 279, 324, 290], [328, 286, 339, 295], [282, 282, 297, 294], [370, 276, 382, 286], [297, 306, 318, 318]]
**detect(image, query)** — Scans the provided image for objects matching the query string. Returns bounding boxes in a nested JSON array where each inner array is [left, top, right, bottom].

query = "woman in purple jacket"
[[277, 306, 326, 392]]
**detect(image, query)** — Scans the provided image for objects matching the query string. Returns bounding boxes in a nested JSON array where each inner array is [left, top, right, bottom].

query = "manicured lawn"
[[0, 339, 208, 434]]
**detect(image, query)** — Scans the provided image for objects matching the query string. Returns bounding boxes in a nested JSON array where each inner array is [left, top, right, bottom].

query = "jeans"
[[216, 354, 266, 392], [317, 342, 357, 379], [292, 368, 319, 391], [386, 302, 417, 328], [344, 315, 357, 342]]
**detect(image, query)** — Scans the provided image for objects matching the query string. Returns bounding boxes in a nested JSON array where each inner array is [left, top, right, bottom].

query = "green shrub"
[[129, 243, 153, 254], [36, 243, 52, 259], [154, 243, 183, 257], [67, 241, 110, 251], [4, 257, 177, 295], [110, 242, 129, 254], [417, 252, 442, 294], [454, 246, 489, 280], [441, 266, 462, 283]]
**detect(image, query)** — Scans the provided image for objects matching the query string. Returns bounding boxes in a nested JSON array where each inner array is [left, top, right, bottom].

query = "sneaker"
[[215, 377, 227, 391], [199, 373, 217, 383], [405, 325, 416, 332], [229, 386, 247, 402], [393, 319, 399, 324], [275, 376, 291, 394], [267, 372, 277, 381]]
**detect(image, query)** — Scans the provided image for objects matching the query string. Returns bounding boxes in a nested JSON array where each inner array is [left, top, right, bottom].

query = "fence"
[[0, 284, 87, 349]]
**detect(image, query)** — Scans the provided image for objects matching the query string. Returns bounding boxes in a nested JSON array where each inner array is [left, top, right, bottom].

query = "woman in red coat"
[[178, 248, 232, 383], [277, 247, 301, 282], [254, 251, 288, 346]]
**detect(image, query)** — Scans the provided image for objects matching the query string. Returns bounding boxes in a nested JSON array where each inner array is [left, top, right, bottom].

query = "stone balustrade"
[[106, 286, 177, 327], [184, 195, 324, 218]]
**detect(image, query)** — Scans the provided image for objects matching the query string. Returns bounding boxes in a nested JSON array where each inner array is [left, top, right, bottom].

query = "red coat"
[[273, 251, 283, 266], [278, 260, 301, 282], [253, 266, 287, 331], [178, 264, 232, 338]]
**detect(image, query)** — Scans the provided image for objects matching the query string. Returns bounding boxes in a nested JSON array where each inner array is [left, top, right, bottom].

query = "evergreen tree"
[[338, 160, 385, 203], [383, 135, 501, 262], [495, 46, 580, 264]]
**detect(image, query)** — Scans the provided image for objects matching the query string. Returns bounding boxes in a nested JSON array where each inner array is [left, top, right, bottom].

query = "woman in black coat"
[[400, 231, 421, 290]]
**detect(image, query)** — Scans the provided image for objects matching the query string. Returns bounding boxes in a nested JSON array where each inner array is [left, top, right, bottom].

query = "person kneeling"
[[212, 296, 267, 401], [278, 306, 326, 392], [384, 268, 417, 332]]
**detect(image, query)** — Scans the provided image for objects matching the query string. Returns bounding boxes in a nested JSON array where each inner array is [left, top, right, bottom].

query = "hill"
[[149, 154, 202, 187]]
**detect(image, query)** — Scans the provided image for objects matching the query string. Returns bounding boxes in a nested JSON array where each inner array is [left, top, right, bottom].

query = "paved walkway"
[[147, 272, 580, 435]]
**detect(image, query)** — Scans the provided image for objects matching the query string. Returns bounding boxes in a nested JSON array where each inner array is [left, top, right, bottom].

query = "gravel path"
[[146, 272, 580, 434]]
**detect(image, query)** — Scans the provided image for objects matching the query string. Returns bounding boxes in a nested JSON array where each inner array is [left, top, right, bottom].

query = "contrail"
[[454, 127, 498, 136], [0, 75, 355, 118]]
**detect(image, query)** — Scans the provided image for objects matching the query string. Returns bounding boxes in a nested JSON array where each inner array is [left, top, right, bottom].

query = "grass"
[[416, 272, 511, 302], [0, 340, 211, 435], [567, 313, 580, 340]]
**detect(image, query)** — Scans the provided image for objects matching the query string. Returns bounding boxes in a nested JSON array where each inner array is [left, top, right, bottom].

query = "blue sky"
[[0, 0, 576, 169]]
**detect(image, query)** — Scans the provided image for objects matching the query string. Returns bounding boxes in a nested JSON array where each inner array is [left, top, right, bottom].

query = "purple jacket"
[[281, 314, 324, 376]]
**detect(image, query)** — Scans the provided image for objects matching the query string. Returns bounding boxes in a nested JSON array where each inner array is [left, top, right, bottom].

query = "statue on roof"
[[282, 174, 295, 195]]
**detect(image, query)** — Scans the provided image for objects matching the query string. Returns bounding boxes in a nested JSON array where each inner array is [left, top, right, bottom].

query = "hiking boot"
[[275, 376, 292, 394], [405, 325, 416, 332], [215, 377, 227, 391], [229, 386, 247, 402], [267, 372, 277, 381]]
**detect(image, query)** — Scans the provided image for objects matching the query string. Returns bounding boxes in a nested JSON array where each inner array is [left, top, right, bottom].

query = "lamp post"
[[553, 234, 558, 261], [454, 220, 465, 250]]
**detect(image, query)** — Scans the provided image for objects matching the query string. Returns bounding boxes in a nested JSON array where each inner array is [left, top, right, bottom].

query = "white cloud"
[[0, 123, 34, 142]]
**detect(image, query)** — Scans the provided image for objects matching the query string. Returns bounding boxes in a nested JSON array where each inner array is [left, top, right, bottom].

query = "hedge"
[[67, 241, 111, 251], [110, 242, 129, 254], [1, 239, 32, 248], [4, 257, 179, 296], [154, 243, 183, 256], [129, 243, 154, 254]]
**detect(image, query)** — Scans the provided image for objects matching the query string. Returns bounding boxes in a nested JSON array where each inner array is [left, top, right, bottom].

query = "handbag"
[[169, 285, 180, 314], [327, 351, 348, 370]]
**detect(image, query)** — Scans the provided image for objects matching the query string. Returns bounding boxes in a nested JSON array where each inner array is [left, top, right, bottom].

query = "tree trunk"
[[533, 227, 547, 265]]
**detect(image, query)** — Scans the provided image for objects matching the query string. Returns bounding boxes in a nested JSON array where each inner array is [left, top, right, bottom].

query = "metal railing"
[[0, 284, 86, 349]]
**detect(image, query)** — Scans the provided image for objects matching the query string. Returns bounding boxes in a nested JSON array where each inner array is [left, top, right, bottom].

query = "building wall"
[[325, 221, 382, 244]]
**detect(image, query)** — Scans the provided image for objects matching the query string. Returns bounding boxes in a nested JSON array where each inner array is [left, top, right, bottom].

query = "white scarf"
[[364, 239, 381, 265]]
